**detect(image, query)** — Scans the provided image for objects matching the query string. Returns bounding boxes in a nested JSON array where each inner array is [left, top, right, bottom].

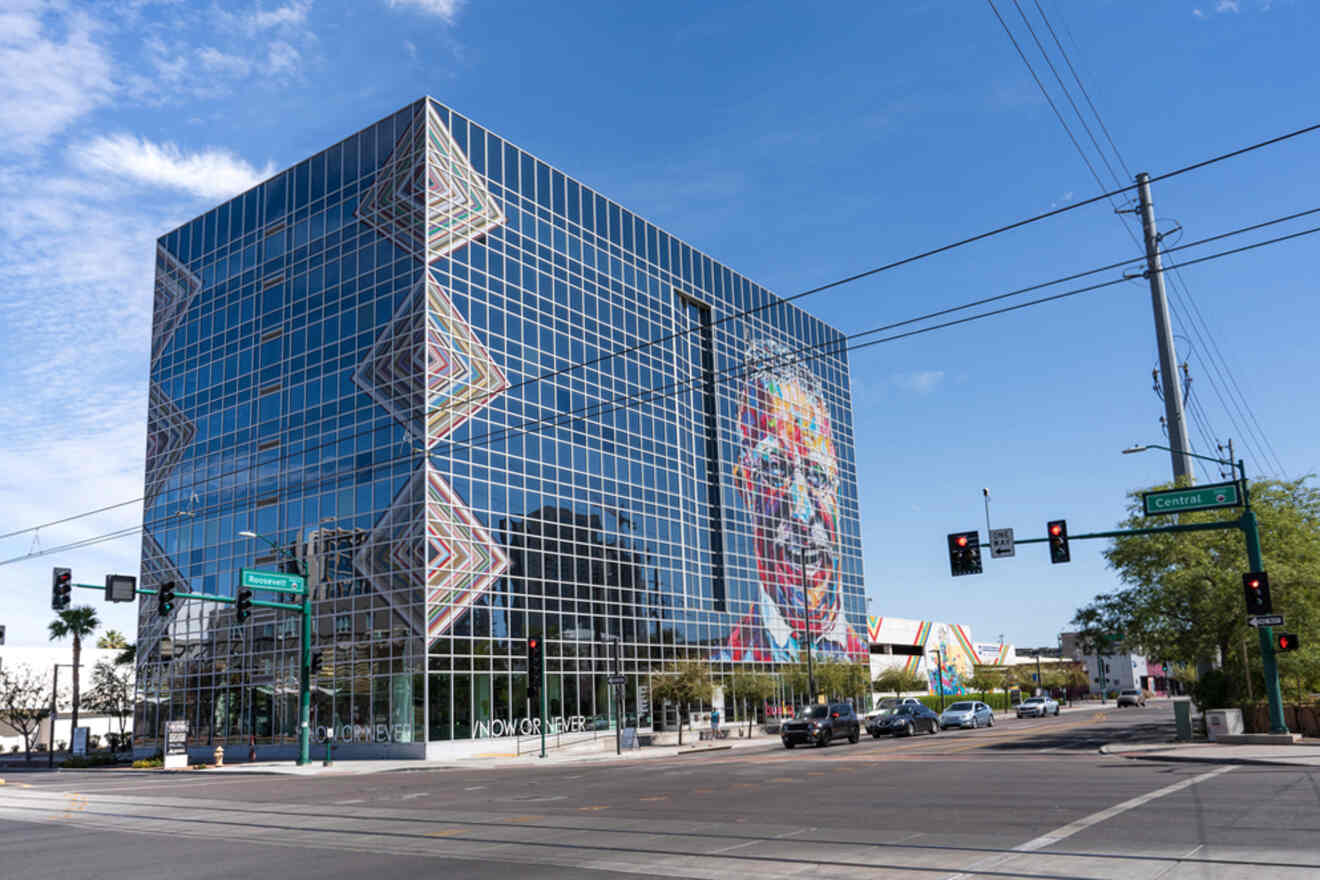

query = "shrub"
[[131, 756, 164, 769], [61, 753, 121, 768]]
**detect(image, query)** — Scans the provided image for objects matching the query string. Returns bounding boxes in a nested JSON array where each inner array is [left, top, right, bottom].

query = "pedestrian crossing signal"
[[1276, 632, 1299, 653]]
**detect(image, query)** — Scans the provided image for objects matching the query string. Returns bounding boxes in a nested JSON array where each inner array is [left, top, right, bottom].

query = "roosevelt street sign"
[[1142, 480, 1242, 516], [240, 568, 307, 595]]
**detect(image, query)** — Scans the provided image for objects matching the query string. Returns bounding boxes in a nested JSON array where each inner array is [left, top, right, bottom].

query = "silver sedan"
[[938, 701, 994, 729]]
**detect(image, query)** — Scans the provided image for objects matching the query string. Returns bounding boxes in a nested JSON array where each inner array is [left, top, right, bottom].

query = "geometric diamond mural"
[[353, 101, 511, 649], [144, 380, 196, 511], [425, 276, 508, 448], [151, 243, 202, 365], [353, 468, 427, 638]]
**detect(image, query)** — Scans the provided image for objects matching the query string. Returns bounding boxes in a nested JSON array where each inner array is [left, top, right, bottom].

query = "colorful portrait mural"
[[718, 341, 866, 663]]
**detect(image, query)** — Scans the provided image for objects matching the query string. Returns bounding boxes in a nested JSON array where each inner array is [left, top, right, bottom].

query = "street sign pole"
[[1240, 470, 1287, 734], [539, 642, 547, 760], [299, 583, 312, 766]]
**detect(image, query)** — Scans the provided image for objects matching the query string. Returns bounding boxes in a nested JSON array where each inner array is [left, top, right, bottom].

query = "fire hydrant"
[[214, 746, 224, 767]]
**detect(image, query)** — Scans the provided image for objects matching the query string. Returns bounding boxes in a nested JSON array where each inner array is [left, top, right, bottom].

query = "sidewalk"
[[1102, 739, 1320, 767], [201, 730, 781, 776]]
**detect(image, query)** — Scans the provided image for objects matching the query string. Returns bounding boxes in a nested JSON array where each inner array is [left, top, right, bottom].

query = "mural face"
[[720, 343, 863, 663]]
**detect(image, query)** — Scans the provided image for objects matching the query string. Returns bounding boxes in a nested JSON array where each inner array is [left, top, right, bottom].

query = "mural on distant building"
[[717, 341, 866, 663], [867, 616, 979, 695]]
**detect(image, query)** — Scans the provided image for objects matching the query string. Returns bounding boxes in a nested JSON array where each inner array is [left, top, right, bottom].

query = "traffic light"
[[946, 531, 982, 576], [527, 636, 543, 703], [157, 581, 176, 617], [1162, 662, 1170, 675], [1047, 520, 1070, 564], [51, 567, 72, 611], [1242, 571, 1273, 615], [310, 650, 323, 674], [236, 588, 253, 622], [1277, 632, 1300, 653]]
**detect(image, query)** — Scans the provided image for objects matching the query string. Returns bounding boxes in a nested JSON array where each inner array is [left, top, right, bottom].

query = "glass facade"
[[134, 98, 866, 753]]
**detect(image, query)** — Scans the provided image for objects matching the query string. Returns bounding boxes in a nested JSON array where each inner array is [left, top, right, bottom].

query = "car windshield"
[[1023, 698, 1043, 704], [893, 706, 916, 715], [797, 706, 829, 719], [1121, 690, 1140, 696], [947, 702, 973, 711]]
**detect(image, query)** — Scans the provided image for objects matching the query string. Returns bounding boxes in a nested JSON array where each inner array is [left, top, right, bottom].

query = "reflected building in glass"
[[134, 98, 866, 757]]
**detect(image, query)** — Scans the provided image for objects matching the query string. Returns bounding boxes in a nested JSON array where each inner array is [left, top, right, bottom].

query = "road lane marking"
[[463, 785, 486, 791], [639, 796, 668, 801], [944, 765, 1235, 880], [578, 805, 609, 811], [426, 828, 468, 837], [504, 815, 542, 823], [399, 792, 430, 800]]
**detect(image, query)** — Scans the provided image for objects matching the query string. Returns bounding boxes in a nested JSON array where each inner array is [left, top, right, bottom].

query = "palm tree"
[[48, 607, 100, 737], [96, 630, 128, 650]]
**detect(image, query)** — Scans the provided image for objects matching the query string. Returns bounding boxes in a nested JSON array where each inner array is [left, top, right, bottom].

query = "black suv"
[[781, 702, 861, 748]]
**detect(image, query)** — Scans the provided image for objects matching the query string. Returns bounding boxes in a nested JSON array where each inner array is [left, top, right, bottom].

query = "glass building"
[[134, 98, 866, 757]]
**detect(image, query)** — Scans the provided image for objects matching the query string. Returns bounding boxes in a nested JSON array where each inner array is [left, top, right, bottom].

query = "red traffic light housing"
[[1047, 520, 1070, 564], [526, 637, 543, 702], [946, 531, 982, 577], [51, 567, 72, 611], [1241, 571, 1273, 615]]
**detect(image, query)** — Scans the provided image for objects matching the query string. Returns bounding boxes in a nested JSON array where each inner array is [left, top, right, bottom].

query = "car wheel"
[[903, 723, 914, 738], [988, 716, 994, 727], [849, 727, 860, 744], [928, 721, 938, 735], [871, 731, 882, 739], [783, 740, 794, 749], [971, 717, 979, 729], [1054, 706, 1060, 716], [818, 730, 831, 748]]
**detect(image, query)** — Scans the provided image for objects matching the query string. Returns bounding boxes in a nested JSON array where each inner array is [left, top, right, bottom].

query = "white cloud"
[[1193, 8, 1205, 16], [1215, 0, 1240, 11], [0, 6, 115, 152], [403, 39, 417, 59], [266, 40, 301, 76], [71, 133, 275, 200], [892, 371, 946, 394], [245, 1, 311, 31], [386, 0, 464, 21], [198, 46, 253, 77]]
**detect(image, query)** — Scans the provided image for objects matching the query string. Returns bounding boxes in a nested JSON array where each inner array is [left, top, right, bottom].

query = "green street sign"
[[1142, 480, 1242, 516], [240, 568, 306, 595]]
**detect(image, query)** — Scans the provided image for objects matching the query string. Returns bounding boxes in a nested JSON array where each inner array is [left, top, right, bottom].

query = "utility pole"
[[1136, 172, 1193, 484]]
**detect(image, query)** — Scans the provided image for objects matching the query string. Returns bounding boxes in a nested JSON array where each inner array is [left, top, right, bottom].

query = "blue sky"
[[1, 0, 1316, 650]]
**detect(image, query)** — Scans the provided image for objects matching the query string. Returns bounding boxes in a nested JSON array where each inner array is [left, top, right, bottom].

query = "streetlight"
[[239, 529, 313, 766]]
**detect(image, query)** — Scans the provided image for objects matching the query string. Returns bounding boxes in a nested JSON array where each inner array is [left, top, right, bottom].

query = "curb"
[[1100, 742, 1313, 768]]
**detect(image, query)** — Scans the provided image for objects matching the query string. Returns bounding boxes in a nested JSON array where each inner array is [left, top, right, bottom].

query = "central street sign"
[[607, 675, 626, 685], [1142, 480, 1242, 516], [989, 528, 1015, 558], [240, 568, 307, 595], [1248, 614, 1284, 628]]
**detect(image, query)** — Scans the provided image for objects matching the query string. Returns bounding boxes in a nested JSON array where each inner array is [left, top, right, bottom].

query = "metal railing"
[[514, 719, 618, 756]]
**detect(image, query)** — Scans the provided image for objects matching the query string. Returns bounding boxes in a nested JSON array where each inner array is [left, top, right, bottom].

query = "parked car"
[[781, 703, 861, 748], [863, 697, 923, 723], [1016, 696, 1060, 718], [939, 701, 994, 729], [869, 703, 941, 737], [1117, 689, 1147, 708]]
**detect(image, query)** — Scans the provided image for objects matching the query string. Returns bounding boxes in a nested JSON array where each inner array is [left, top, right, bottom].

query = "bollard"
[[214, 746, 224, 767]]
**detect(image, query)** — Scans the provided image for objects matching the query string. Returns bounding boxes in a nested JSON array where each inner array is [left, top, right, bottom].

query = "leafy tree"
[[873, 666, 927, 698], [726, 670, 777, 737], [86, 660, 134, 749], [816, 659, 869, 704], [49, 606, 100, 735], [966, 668, 1008, 701], [0, 663, 52, 763], [1073, 477, 1320, 705], [650, 660, 714, 745]]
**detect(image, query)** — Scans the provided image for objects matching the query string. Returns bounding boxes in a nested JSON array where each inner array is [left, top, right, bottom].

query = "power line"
[[0, 497, 144, 541], [7, 215, 1319, 569]]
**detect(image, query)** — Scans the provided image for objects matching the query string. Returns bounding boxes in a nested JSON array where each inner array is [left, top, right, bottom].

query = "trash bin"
[[1173, 698, 1193, 741], [1205, 708, 1243, 742]]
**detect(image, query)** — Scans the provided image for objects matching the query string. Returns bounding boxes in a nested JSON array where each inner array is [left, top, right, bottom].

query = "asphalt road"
[[2, 704, 1317, 879]]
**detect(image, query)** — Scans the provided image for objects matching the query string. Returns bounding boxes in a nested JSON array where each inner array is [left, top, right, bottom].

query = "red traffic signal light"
[[1276, 632, 1299, 653], [1241, 571, 1272, 615], [1047, 520, 1070, 564], [946, 531, 982, 576], [51, 567, 72, 611]]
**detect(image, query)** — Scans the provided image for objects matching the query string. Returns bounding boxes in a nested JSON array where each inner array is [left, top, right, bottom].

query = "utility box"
[[1173, 698, 1194, 741], [1205, 708, 1243, 742]]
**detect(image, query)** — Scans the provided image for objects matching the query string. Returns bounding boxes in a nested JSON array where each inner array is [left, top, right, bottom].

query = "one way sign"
[[989, 528, 1015, 558]]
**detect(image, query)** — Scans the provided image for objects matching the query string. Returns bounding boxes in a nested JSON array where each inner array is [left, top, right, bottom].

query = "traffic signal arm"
[[134, 585, 303, 612]]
